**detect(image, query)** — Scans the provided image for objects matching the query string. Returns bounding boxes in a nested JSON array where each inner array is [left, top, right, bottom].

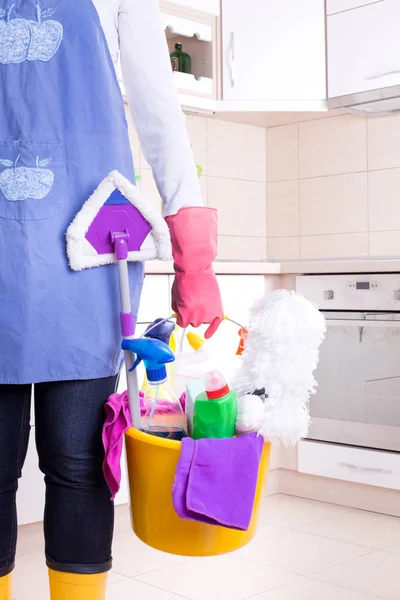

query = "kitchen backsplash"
[[266, 112, 400, 261], [126, 107, 267, 261]]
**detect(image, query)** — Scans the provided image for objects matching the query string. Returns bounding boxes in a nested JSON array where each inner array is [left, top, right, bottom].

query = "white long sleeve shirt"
[[92, 0, 203, 216]]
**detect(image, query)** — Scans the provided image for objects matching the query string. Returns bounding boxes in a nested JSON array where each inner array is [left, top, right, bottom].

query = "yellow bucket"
[[125, 427, 271, 557]]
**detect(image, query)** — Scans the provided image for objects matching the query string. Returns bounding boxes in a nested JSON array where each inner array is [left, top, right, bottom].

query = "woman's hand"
[[166, 207, 224, 339]]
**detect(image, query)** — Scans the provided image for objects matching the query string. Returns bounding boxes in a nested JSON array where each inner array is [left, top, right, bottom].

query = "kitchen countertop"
[[145, 259, 400, 276], [280, 259, 400, 274], [145, 261, 281, 275]]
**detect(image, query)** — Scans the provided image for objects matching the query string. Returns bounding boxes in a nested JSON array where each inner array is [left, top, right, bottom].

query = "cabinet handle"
[[230, 31, 236, 87], [338, 462, 392, 475], [365, 69, 400, 81]]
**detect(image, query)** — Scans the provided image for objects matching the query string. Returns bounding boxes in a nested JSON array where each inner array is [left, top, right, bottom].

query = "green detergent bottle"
[[193, 371, 237, 440]]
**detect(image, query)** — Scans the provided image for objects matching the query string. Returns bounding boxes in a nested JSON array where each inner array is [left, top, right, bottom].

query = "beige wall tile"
[[140, 169, 162, 213], [199, 175, 208, 205], [186, 115, 208, 175], [369, 168, 400, 232], [268, 237, 300, 260], [207, 120, 266, 182], [266, 124, 298, 182], [300, 173, 368, 236], [208, 177, 267, 237], [369, 231, 400, 257], [300, 233, 368, 259], [368, 113, 400, 171], [267, 180, 299, 238], [218, 236, 267, 261], [299, 115, 367, 178]]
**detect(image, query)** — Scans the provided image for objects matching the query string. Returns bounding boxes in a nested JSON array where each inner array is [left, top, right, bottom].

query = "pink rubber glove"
[[166, 207, 224, 339]]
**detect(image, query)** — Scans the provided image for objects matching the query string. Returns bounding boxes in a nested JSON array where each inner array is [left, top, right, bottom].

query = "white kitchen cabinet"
[[328, 0, 400, 98], [160, 1, 219, 113], [221, 0, 326, 109]]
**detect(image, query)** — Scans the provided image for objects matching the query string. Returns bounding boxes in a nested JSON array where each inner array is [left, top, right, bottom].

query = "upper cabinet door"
[[221, 0, 326, 102], [328, 0, 400, 98]]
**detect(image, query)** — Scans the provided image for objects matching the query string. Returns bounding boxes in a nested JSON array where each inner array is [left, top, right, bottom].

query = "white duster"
[[234, 290, 326, 445]]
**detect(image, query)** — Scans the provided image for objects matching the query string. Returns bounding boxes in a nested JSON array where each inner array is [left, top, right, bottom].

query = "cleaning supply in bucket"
[[193, 371, 237, 440], [141, 318, 176, 392], [185, 379, 205, 437], [142, 376, 187, 441], [122, 337, 188, 441], [172, 433, 264, 530], [175, 332, 210, 398]]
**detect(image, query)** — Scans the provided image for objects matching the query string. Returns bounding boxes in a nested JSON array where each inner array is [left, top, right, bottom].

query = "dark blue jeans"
[[0, 376, 118, 577]]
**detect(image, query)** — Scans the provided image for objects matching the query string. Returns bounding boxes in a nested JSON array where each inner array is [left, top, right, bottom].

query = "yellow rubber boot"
[[0, 575, 11, 600], [48, 570, 107, 600]]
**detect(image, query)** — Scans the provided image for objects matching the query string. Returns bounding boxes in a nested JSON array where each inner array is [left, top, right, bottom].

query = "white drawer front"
[[299, 440, 400, 490]]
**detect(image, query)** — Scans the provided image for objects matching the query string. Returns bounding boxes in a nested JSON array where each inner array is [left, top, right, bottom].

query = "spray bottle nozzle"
[[121, 338, 175, 382]]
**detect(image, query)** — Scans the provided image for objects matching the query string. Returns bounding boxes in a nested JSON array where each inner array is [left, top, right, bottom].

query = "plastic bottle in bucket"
[[193, 371, 237, 440], [122, 337, 187, 441], [142, 371, 188, 441]]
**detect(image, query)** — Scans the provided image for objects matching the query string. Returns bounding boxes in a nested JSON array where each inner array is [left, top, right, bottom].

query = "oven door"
[[309, 311, 400, 452]]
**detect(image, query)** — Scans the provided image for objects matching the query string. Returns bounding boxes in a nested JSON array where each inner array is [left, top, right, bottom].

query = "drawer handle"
[[338, 461, 392, 475], [365, 69, 400, 81], [230, 31, 236, 87]]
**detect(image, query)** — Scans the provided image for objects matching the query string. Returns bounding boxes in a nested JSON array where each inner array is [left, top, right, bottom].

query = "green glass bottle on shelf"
[[170, 42, 192, 75]]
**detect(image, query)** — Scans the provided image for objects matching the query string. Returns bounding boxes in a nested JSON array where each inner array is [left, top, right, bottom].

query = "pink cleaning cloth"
[[103, 391, 187, 499], [102, 390, 132, 501], [172, 433, 264, 531]]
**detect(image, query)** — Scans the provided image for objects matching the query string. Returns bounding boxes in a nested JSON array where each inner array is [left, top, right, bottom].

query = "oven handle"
[[326, 319, 400, 328], [338, 462, 392, 475]]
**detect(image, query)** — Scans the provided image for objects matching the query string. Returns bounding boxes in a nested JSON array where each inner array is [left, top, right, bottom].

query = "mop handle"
[[112, 232, 142, 430]]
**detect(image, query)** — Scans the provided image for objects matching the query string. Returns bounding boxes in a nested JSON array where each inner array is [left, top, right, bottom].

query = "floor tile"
[[16, 522, 44, 557], [107, 579, 187, 599], [254, 521, 288, 539], [313, 550, 400, 600], [137, 555, 299, 600], [112, 531, 190, 578], [13, 552, 50, 600], [237, 528, 368, 576], [252, 577, 382, 600], [114, 504, 132, 535], [260, 494, 352, 528], [300, 511, 400, 548], [383, 542, 400, 555], [108, 570, 128, 584]]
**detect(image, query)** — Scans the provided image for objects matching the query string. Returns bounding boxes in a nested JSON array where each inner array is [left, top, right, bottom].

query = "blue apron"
[[0, 0, 144, 384]]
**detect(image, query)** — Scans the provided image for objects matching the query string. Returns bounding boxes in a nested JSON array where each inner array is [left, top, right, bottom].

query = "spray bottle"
[[122, 338, 187, 441]]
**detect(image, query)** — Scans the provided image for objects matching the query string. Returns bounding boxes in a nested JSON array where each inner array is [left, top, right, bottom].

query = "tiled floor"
[[13, 494, 400, 599]]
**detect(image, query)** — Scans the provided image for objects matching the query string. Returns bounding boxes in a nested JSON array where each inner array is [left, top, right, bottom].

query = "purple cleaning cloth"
[[172, 433, 264, 531], [102, 391, 132, 501]]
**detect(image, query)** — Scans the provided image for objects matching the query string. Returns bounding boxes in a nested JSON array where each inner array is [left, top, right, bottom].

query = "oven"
[[296, 274, 400, 453]]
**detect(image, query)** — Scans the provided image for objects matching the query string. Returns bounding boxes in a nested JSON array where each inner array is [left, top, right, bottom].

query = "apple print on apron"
[[0, 155, 54, 201], [0, 140, 66, 219], [0, 2, 63, 64]]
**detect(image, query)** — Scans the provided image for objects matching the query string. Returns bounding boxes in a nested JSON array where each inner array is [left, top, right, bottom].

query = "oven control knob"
[[324, 289, 334, 300], [394, 290, 400, 301]]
